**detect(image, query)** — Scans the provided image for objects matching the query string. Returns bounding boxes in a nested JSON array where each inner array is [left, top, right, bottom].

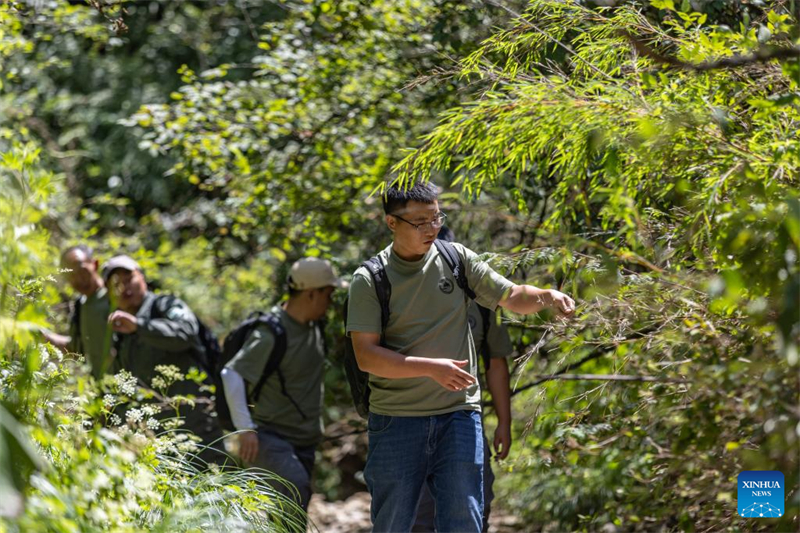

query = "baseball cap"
[[287, 258, 349, 290], [102, 255, 141, 281]]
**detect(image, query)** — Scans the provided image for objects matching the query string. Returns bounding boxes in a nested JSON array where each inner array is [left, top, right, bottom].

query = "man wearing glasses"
[[347, 181, 575, 532]]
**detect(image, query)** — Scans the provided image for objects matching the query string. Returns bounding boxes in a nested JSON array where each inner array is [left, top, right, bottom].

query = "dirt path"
[[308, 492, 523, 533]]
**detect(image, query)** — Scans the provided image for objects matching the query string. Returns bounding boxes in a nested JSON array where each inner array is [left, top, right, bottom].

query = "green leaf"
[[651, 0, 675, 9]]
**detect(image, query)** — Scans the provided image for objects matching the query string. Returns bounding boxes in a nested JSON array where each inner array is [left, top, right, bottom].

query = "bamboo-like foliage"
[[396, 1, 798, 530]]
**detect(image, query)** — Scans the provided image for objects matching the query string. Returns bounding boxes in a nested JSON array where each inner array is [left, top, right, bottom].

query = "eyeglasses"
[[391, 212, 447, 232]]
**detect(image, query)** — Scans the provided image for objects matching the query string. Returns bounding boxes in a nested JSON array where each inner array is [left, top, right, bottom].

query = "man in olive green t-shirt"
[[42, 245, 112, 379], [347, 181, 576, 533], [220, 258, 348, 515], [411, 227, 516, 533]]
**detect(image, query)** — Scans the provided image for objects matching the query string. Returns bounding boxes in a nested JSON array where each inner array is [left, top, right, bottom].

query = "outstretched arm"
[[498, 285, 575, 317], [40, 329, 71, 352]]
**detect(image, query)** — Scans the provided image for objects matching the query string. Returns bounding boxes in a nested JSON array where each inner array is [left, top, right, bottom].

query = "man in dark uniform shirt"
[[104, 255, 226, 467]]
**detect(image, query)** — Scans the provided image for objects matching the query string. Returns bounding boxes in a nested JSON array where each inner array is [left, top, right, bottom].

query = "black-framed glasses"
[[391, 212, 447, 232]]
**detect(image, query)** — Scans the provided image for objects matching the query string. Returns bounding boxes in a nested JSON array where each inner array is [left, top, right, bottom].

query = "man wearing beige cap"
[[221, 257, 348, 517], [103, 255, 226, 466]]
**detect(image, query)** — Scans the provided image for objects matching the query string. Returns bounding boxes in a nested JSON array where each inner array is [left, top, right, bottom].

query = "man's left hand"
[[493, 421, 512, 460], [109, 310, 138, 333]]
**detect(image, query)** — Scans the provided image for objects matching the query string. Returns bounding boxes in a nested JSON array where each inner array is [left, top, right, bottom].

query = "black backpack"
[[69, 297, 83, 354], [343, 239, 488, 418], [219, 311, 315, 431], [110, 294, 224, 410], [475, 304, 492, 372]]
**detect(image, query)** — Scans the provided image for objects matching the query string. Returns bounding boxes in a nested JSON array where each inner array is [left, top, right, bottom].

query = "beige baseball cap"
[[101, 255, 141, 281], [288, 258, 349, 290]]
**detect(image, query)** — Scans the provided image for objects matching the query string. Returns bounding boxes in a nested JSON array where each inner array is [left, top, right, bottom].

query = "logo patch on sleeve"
[[166, 306, 190, 321]]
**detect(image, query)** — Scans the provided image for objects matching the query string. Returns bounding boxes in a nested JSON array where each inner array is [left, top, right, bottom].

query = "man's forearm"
[[499, 285, 553, 315], [355, 343, 438, 380], [41, 329, 71, 352], [486, 359, 511, 425]]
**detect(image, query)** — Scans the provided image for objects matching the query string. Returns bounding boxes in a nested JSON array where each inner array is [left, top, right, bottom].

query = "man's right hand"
[[238, 431, 259, 464], [426, 359, 476, 392]]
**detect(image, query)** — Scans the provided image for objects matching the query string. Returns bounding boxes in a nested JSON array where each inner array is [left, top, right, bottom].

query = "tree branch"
[[531, 373, 689, 384], [511, 326, 659, 397], [620, 31, 800, 71]]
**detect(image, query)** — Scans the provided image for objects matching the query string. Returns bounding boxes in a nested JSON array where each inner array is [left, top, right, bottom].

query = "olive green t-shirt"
[[468, 302, 514, 362], [346, 243, 515, 417], [226, 306, 325, 448], [68, 287, 112, 379]]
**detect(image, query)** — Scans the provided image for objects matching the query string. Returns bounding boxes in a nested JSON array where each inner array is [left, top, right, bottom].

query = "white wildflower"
[[126, 408, 143, 424], [141, 405, 161, 416], [115, 371, 138, 397], [155, 364, 184, 382]]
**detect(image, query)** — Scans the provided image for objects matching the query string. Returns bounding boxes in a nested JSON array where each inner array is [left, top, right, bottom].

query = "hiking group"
[[44, 181, 575, 533]]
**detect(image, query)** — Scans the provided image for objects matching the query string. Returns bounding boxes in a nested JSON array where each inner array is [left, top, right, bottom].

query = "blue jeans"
[[364, 410, 484, 533], [412, 433, 495, 532]]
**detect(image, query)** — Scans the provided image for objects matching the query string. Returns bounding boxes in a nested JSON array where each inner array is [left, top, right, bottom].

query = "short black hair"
[[61, 244, 94, 263], [288, 285, 303, 298], [288, 285, 326, 299], [382, 181, 438, 215]]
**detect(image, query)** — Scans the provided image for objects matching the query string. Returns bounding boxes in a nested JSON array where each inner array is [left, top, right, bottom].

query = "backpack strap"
[[150, 294, 215, 371], [435, 240, 495, 371], [70, 297, 83, 354], [434, 239, 476, 300], [362, 256, 391, 341], [248, 313, 308, 420], [476, 304, 492, 372]]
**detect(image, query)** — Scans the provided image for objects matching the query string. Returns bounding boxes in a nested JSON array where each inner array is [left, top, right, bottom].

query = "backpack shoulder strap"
[[434, 239, 476, 300], [149, 293, 180, 320], [248, 312, 308, 420], [362, 256, 391, 336], [476, 304, 492, 372], [248, 313, 286, 400], [71, 297, 82, 326], [70, 297, 83, 353]]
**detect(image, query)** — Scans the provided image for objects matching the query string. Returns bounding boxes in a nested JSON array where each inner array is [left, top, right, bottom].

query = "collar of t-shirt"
[[80, 286, 108, 306], [388, 243, 436, 275], [273, 304, 314, 331]]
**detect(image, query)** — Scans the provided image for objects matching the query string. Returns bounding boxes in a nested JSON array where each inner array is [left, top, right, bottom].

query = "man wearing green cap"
[[221, 257, 348, 514], [104, 255, 226, 466]]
